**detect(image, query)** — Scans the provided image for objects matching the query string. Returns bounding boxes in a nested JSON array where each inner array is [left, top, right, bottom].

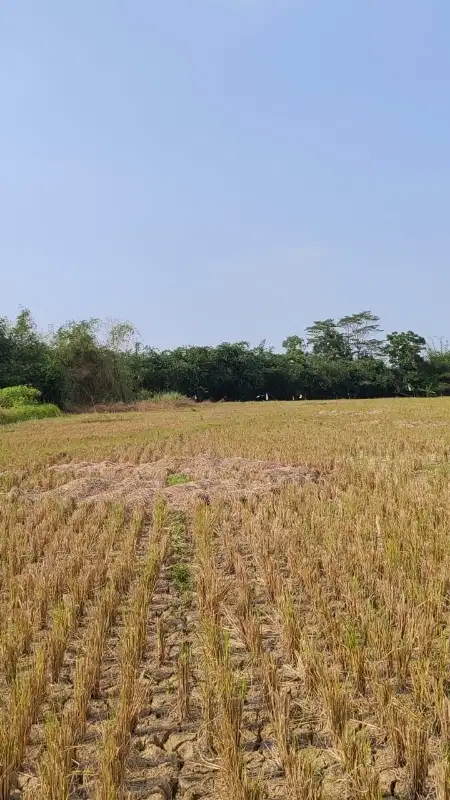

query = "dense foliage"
[[0, 383, 61, 424], [1, 309, 449, 408]]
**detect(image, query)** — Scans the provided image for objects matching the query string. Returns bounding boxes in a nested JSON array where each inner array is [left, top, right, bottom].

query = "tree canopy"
[[0, 308, 446, 407]]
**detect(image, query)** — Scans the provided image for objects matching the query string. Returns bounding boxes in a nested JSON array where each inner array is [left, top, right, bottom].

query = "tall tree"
[[338, 311, 384, 359], [306, 319, 352, 360], [105, 320, 138, 402], [425, 346, 450, 395], [2, 310, 61, 402], [282, 335, 305, 358], [0, 317, 14, 387], [51, 320, 117, 407], [385, 331, 427, 393]]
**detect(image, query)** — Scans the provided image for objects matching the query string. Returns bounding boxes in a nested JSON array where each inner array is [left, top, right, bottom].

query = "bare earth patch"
[[42, 455, 319, 509]]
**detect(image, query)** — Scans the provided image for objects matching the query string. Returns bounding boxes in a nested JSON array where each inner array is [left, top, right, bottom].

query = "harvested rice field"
[[1, 397, 450, 799]]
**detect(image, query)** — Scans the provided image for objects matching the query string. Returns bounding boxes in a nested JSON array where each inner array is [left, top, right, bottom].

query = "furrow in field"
[[115, 509, 204, 800], [214, 498, 329, 800], [75, 499, 171, 799]]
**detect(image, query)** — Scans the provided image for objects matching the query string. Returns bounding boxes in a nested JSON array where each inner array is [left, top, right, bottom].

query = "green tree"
[[306, 319, 352, 360], [282, 335, 305, 358], [1, 310, 61, 403], [350, 357, 396, 397], [105, 320, 138, 402], [338, 311, 384, 359], [51, 320, 116, 407], [9, 310, 44, 385], [385, 331, 427, 393], [0, 317, 14, 387], [426, 346, 450, 395]]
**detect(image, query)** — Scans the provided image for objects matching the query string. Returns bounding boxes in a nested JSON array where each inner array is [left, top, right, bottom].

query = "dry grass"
[[1, 397, 450, 798], [69, 397, 194, 414], [4, 455, 318, 510]]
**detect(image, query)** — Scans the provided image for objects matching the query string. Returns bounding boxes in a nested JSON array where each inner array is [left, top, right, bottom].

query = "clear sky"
[[2, 1, 450, 349]]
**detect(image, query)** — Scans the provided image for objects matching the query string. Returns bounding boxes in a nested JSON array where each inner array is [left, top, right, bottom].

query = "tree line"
[[1, 309, 450, 408]]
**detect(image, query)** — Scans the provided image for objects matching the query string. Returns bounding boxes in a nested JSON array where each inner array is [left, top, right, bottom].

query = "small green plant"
[[171, 563, 193, 591], [170, 511, 188, 554], [166, 472, 189, 486]]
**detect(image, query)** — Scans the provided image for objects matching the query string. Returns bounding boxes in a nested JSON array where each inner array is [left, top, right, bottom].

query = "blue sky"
[[2, 1, 450, 349]]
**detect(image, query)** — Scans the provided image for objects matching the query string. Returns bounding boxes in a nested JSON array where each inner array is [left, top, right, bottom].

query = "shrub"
[[0, 404, 61, 425], [0, 385, 41, 408], [137, 390, 187, 402]]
